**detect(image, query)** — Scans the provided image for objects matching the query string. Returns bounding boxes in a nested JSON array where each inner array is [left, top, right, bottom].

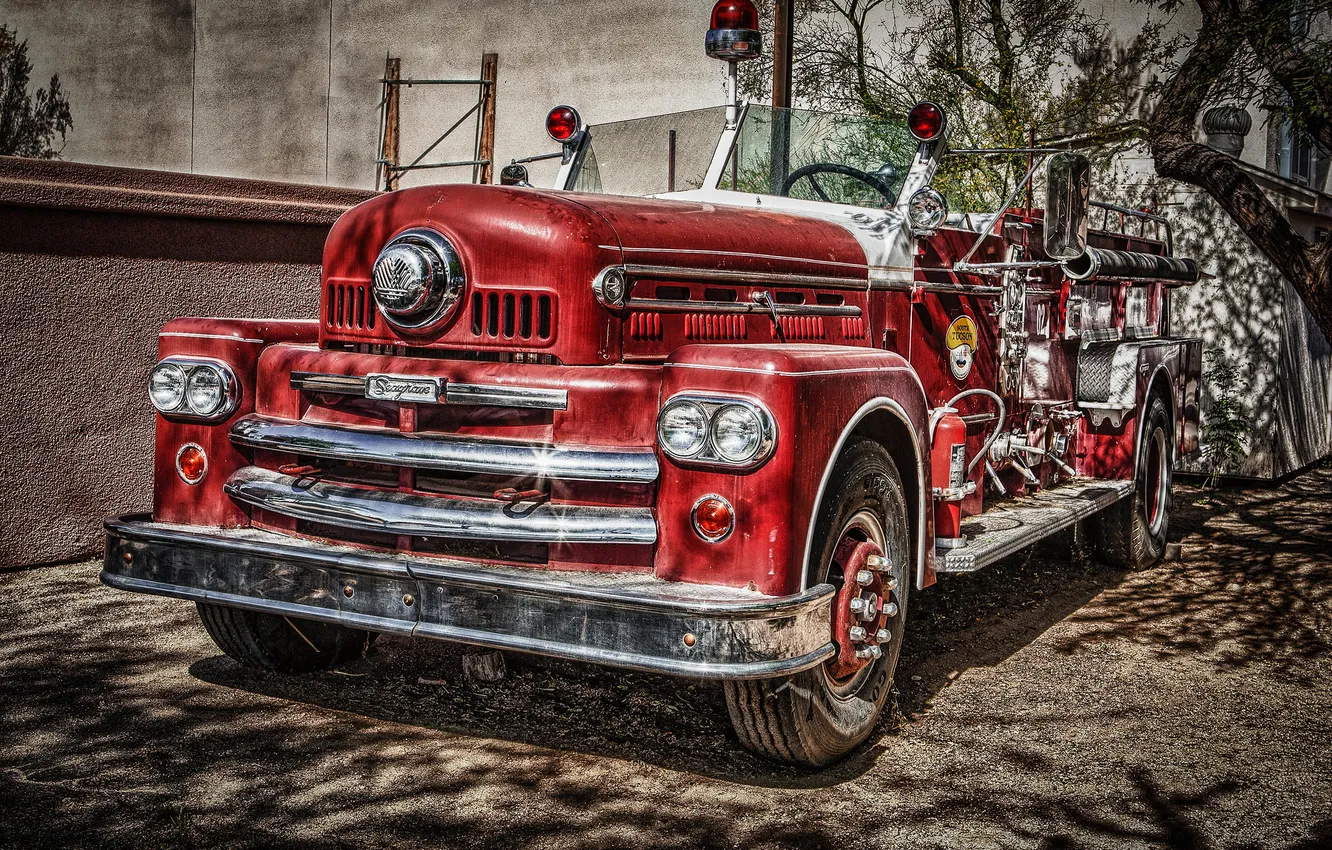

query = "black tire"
[[1095, 395, 1173, 569], [723, 438, 911, 767], [196, 603, 373, 674]]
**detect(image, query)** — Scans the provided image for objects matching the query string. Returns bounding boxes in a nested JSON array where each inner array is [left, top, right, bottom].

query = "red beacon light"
[[907, 101, 946, 142], [706, 0, 762, 62], [546, 105, 583, 144]]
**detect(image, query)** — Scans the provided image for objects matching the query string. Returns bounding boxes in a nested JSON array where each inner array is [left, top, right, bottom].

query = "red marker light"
[[908, 101, 945, 142], [692, 496, 734, 542], [711, 0, 758, 30], [176, 444, 207, 485], [546, 105, 582, 143]]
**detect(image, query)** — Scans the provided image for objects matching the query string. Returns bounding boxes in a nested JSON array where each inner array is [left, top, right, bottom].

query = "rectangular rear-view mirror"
[[1044, 152, 1091, 260]]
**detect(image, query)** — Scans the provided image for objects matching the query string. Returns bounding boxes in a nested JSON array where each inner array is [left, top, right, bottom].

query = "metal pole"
[[772, 0, 794, 109], [381, 57, 401, 191], [476, 53, 498, 184]]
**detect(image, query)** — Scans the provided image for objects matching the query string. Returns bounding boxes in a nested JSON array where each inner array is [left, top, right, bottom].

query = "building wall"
[[0, 156, 372, 569], [2, 0, 728, 190]]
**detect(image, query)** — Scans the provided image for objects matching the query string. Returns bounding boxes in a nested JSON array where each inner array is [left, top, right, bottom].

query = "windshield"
[[571, 105, 918, 209]]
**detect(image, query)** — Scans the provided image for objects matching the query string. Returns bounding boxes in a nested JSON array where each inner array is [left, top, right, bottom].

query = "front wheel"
[[1095, 395, 1173, 569], [723, 438, 910, 767], [196, 603, 373, 674]]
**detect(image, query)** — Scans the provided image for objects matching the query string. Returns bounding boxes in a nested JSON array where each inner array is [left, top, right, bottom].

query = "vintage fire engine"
[[103, 1, 1200, 766]]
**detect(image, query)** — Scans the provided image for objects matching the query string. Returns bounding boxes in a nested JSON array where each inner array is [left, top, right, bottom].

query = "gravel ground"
[[2, 469, 1331, 849]]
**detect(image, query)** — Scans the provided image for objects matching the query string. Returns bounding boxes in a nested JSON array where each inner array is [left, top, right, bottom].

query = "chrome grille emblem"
[[368, 229, 466, 331]]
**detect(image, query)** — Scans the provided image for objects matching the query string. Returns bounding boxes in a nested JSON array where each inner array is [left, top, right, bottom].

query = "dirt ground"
[[2, 470, 1331, 850]]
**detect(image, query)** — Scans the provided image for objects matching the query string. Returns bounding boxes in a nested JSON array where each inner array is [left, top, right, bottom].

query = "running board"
[[935, 479, 1135, 573]]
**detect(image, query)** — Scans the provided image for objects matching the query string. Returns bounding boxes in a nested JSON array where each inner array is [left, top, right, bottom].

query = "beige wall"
[[2, 0, 728, 190]]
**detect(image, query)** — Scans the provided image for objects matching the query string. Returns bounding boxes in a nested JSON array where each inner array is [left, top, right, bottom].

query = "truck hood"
[[319, 184, 875, 364]]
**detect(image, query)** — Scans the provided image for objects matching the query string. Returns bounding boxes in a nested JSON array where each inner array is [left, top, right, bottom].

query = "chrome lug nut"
[[883, 601, 899, 618], [856, 644, 884, 660], [848, 625, 868, 642], [875, 628, 891, 643], [849, 597, 867, 615], [850, 594, 880, 621], [865, 554, 891, 570], [856, 569, 874, 587], [883, 575, 899, 591]]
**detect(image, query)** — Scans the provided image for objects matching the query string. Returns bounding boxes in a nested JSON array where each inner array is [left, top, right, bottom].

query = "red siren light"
[[908, 101, 946, 142], [711, 0, 758, 30], [546, 105, 582, 143], [706, 0, 762, 61]]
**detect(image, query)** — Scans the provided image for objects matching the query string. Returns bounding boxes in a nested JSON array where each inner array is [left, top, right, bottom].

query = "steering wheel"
[[778, 162, 899, 206]]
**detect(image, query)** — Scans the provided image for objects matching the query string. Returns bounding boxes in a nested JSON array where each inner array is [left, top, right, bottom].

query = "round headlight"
[[594, 267, 628, 308], [371, 228, 465, 331], [149, 362, 186, 412], [907, 187, 948, 232], [711, 404, 764, 462], [186, 365, 226, 416], [658, 401, 709, 458]]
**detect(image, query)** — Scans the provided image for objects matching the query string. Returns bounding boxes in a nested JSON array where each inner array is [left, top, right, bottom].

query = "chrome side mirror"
[[1044, 153, 1091, 260]]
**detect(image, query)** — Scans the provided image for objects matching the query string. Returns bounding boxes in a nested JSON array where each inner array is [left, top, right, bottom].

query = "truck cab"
[[102, 2, 1200, 768]]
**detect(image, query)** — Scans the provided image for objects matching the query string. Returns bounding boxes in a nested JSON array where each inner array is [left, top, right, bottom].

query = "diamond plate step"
[[936, 478, 1135, 573]]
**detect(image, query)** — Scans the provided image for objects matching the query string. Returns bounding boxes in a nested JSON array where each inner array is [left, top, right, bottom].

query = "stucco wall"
[[0, 156, 372, 568]]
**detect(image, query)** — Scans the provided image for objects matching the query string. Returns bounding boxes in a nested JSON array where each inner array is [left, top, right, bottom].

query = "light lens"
[[149, 362, 186, 412], [908, 102, 945, 141], [711, 0, 758, 29], [658, 401, 709, 458], [692, 496, 734, 542], [186, 366, 226, 416], [907, 187, 949, 231], [177, 444, 207, 485], [711, 404, 763, 462], [546, 106, 581, 143]]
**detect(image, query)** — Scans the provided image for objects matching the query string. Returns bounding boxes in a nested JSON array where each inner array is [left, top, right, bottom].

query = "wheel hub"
[[826, 535, 900, 680]]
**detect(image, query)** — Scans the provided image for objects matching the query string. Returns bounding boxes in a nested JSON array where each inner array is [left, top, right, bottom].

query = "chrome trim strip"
[[223, 466, 657, 544], [230, 415, 659, 483], [290, 372, 568, 410], [444, 383, 568, 410], [103, 515, 836, 680], [627, 297, 861, 317], [625, 263, 867, 291]]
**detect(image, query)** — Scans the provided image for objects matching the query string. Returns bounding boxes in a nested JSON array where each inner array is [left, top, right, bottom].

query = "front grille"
[[327, 282, 375, 331], [471, 290, 553, 341]]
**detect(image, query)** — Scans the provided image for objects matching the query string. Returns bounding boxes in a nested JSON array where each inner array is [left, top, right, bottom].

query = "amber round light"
[[176, 444, 207, 485], [908, 101, 945, 141], [692, 496, 734, 542], [711, 0, 758, 29], [546, 106, 581, 143]]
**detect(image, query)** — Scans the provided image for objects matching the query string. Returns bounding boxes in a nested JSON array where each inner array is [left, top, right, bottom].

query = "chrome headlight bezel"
[[149, 357, 240, 421], [657, 394, 777, 469], [371, 227, 466, 331], [592, 266, 629, 309], [907, 187, 949, 233]]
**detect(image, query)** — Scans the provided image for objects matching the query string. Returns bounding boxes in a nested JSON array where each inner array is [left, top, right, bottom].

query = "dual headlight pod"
[[149, 357, 239, 421], [657, 395, 776, 467]]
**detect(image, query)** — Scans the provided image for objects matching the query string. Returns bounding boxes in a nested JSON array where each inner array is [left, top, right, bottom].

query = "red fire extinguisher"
[[931, 408, 968, 543]]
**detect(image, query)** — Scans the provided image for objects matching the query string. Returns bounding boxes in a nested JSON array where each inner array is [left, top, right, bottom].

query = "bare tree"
[[0, 24, 72, 158]]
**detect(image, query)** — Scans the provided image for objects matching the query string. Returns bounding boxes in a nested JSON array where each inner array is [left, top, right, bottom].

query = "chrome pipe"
[[223, 466, 657, 544], [231, 415, 659, 483]]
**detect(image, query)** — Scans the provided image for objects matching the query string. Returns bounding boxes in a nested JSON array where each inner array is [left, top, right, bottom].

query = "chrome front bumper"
[[102, 515, 836, 680]]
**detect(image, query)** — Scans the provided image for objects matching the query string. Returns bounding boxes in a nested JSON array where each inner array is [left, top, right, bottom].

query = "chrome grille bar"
[[230, 415, 659, 483], [223, 466, 657, 544]]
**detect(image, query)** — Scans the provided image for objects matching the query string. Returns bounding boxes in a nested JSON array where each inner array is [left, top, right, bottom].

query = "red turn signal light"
[[176, 443, 207, 485], [711, 0, 758, 30], [546, 105, 582, 143], [692, 495, 734, 542], [908, 101, 946, 142]]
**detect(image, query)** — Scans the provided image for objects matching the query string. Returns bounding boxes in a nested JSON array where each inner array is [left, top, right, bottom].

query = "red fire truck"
[[103, 1, 1201, 766]]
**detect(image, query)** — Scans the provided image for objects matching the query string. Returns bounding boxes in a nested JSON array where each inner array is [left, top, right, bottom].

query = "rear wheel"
[[196, 603, 373, 674], [723, 439, 910, 767], [1095, 395, 1173, 569]]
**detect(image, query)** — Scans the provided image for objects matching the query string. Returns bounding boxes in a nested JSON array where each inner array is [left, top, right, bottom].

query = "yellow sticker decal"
[[945, 315, 977, 350]]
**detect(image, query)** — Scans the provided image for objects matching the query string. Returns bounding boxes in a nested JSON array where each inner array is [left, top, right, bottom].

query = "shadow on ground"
[[2, 470, 1330, 848]]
